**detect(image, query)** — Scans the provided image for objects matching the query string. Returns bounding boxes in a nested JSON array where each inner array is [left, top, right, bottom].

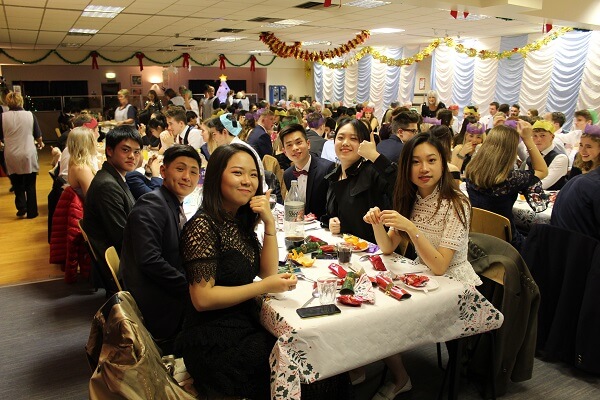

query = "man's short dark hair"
[[165, 88, 177, 99], [498, 103, 510, 113], [185, 110, 198, 123], [279, 123, 307, 144], [162, 144, 202, 168], [574, 109, 593, 122], [511, 103, 520, 110], [551, 111, 566, 127], [490, 101, 499, 109], [106, 126, 143, 152], [163, 106, 186, 123], [72, 114, 92, 127], [391, 111, 419, 135]]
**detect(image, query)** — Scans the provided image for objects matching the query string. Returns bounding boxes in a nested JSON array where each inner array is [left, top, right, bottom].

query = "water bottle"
[[284, 180, 305, 250]]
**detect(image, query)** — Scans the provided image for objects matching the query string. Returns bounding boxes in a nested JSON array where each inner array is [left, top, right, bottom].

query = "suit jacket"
[[125, 170, 163, 200], [306, 129, 326, 157], [83, 161, 136, 260], [121, 186, 189, 340], [247, 125, 273, 160], [283, 156, 334, 218]]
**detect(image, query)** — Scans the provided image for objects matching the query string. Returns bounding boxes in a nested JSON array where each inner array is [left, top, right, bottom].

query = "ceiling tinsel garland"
[[259, 30, 370, 61], [0, 49, 276, 69], [318, 26, 573, 69]]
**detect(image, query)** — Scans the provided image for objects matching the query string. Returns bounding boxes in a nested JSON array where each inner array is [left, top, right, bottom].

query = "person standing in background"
[[0, 91, 44, 218]]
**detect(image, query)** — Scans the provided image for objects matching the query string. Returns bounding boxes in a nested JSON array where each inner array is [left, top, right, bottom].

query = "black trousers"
[[10, 173, 38, 217]]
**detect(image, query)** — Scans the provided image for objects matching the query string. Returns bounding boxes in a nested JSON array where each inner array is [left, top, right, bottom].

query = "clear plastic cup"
[[317, 277, 338, 305]]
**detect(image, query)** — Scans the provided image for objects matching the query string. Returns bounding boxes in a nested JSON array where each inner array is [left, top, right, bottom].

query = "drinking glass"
[[337, 242, 353, 265], [317, 277, 338, 305], [269, 194, 277, 210]]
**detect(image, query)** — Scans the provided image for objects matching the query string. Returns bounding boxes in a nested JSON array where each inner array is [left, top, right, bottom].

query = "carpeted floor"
[[0, 279, 598, 400], [0, 279, 105, 400]]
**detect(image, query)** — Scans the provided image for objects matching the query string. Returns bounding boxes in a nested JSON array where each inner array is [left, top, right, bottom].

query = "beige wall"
[[265, 59, 314, 103]]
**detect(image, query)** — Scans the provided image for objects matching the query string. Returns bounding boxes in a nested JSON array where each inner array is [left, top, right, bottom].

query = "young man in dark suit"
[[121, 145, 202, 353], [247, 108, 274, 160], [82, 126, 142, 290], [280, 123, 334, 218]]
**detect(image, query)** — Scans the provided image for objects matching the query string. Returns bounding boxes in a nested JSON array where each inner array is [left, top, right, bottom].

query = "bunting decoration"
[[318, 27, 573, 69], [182, 53, 190, 69], [0, 49, 276, 68], [219, 54, 226, 69], [91, 51, 99, 69], [250, 55, 256, 71], [259, 30, 370, 62], [135, 52, 145, 71]]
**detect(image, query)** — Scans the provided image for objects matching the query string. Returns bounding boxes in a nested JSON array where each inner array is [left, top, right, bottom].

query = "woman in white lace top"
[[363, 132, 481, 400]]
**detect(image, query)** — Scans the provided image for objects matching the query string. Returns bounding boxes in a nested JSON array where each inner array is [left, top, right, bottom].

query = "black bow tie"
[[293, 169, 308, 178]]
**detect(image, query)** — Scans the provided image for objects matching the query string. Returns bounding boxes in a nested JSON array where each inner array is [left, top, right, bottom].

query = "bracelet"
[[264, 232, 276, 237], [456, 153, 465, 160]]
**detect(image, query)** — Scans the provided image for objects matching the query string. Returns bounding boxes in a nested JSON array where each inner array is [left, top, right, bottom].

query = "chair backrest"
[[78, 219, 98, 262], [104, 247, 123, 292], [471, 207, 512, 242], [263, 154, 287, 199]]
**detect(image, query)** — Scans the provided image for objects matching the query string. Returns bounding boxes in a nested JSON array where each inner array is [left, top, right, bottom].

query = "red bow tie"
[[293, 169, 308, 178]]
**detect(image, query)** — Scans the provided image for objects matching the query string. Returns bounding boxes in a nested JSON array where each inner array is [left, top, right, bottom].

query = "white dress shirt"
[[535, 143, 569, 189], [294, 156, 311, 203]]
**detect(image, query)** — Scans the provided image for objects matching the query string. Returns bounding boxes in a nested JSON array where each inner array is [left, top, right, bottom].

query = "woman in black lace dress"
[[175, 143, 297, 399]]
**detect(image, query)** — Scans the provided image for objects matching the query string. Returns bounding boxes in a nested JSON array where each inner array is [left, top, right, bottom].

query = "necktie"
[[293, 169, 308, 178], [178, 204, 187, 231]]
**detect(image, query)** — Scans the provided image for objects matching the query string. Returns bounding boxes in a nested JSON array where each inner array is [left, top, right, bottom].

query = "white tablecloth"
[[260, 228, 504, 400], [512, 199, 552, 231]]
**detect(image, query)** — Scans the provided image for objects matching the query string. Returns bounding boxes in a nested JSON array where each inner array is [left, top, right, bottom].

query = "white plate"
[[401, 276, 439, 292]]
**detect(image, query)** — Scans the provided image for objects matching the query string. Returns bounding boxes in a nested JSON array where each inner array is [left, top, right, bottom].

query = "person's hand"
[[363, 207, 383, 225], [460, 141, 475, 156], [262, 273, 298, 293], [329, 217, 341, 234], [250, 189, 274, 224], [160, 131, 174, 147], [379, 210, 413, 232], [517, 120, 533, 141], [357, 131, 379, 162], [184, 91, 192, 101], [138, 123, 146, 136], [36, 138, 44, 150], [148, 155, 161, 176]]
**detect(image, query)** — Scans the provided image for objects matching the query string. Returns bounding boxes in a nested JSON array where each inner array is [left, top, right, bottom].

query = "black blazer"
[[83, 161, 136, 259], [247, 125, 273, 160], [283, 156, 334, 218], [120, 186, 189, 340]]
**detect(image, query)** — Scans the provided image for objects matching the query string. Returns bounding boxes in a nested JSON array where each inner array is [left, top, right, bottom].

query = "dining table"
[[512, 197, 553, 231], [258, 224, 504, 400]]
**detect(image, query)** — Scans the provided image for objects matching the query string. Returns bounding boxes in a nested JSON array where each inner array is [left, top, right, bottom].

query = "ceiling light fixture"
[[370, 28, 405, 34], [68, 28, 98, 35], [344, 0, 391, 9], [82, 5, 124, 18], [262, 19, 308, 28], [212, 36, 246, 42]]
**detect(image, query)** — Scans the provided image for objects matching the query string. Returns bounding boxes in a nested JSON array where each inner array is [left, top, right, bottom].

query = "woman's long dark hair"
[[202, 143, 263, 231], [393, 133, 469, 240]]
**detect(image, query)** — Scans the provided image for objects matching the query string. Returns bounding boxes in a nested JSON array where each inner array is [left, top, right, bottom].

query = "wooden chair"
[[104, 246, 123, 292], [471, 207, 512, 242], [262, 154, 286, 199], [78, 220, 119, 294]]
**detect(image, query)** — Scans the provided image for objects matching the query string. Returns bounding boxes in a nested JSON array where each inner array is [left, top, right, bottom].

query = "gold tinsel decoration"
[[318, 27, 573, 69]]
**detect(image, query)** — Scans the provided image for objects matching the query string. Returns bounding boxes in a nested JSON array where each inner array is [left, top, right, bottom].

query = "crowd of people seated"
[[31, 85, 600, 398]]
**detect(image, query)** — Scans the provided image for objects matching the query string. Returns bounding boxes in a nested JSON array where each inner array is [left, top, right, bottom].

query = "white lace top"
[[411, 186, 482, 286]]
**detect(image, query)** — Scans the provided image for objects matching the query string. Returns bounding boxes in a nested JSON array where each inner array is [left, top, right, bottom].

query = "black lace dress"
[[175, 212, 275, 399]]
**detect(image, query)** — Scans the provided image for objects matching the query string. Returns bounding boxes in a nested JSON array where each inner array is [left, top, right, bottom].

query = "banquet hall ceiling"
[[0, 0, 597, 55]]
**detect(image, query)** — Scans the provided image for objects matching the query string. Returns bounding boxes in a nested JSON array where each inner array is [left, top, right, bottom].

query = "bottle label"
[[284, 201, 304, 222]]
